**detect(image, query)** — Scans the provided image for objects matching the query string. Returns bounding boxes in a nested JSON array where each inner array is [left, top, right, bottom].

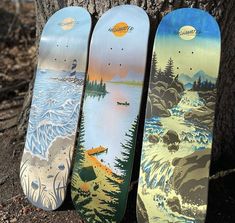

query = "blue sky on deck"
[[154, 8, 221, 78], [38, 7, 91, 72]]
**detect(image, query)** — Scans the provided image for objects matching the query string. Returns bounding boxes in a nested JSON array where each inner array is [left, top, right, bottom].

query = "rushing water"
[[140, 90, 212, 222], [25, 69, 84, 159]]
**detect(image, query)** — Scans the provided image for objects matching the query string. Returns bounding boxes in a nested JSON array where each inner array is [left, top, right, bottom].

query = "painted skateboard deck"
[[137, 8, 220, 223], [20, 7, 91, 210], [71, 5, 149, 223]]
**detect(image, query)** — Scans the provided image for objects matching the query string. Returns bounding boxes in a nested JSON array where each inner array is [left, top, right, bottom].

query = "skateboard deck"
[[137, 8, 220, 223], [71, 5, 149, 223], [20, 7, 91, 210]]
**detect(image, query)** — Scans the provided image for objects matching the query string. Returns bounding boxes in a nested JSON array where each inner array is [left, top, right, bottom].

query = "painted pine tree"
[[71, 112, 90, 213], [74, 112, 85, 168], [99, 118, 139, 221], [71, 117, 139, 222], [150, 52, 157, 83], [99, 176, 121, 222], [164, 57, 174, 83]]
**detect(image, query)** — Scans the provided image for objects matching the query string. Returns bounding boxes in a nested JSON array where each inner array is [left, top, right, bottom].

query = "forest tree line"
[[86, 75, 107, 94], [192, 76, 216, 91], [151, 52, 177, 85]]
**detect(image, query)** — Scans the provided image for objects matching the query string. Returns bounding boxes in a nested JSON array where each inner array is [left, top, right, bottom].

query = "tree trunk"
[[18, 0, 235, 178]]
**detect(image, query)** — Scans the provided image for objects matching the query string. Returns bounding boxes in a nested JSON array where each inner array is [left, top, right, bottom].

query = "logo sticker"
[[59, 18, 78, 30], [179, 26, 197, 40], [109, 22, 134, 37]]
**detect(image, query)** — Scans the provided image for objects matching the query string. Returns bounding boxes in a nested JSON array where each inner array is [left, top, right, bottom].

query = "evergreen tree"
[[164, 58, 174, 83], [192, 80, 197, 90], [102, 83, 106, 92], [115, 118, 138, 213], [99, 176, 121, 221], [91, 80, 94, 90], [100, 77, 103, 91], [86, 74, 90, 85], [204, 79, 209, 90], [75, 112, 85, 168], [100, 117, 139, 221], [85, 75, 107, 95], [197, 76, 201, 89], [157, 68, 164, 81], [150, 52, 158, 82]]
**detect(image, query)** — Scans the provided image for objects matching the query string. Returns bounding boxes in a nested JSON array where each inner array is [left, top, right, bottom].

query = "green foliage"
[[164, 57, 174, 83], [75, 112, 85, 169], [86, 75, 107, 94], [151, 55, 175, 85], [99, 117, 139, 221], [151, 52, 158, 82], [99, 175, 120, 221], [192, 76, 216, 91], [74, 118, 139, 222]]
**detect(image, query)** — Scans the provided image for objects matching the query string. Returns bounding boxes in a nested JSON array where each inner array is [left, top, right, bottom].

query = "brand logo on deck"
[[108, 22, 134, 37], [58, 18, 78, 30], [179, 26, 197, 40]]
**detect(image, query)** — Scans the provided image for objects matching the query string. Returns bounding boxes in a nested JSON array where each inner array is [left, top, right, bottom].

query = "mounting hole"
[[178, 51, 181, 53], [120, 64, 122, 67], [64, 59, 66, 62], [110, 48, 112, 50], [54, 58, 57, 61], [192, 51, 194, 54], [108, 63, 111, 66], [56, 44, 59, 47], [66, 45, 68, 48], [121, 48, 124, 50], [190, 67, 192, 70], [177, 67, 179, 69]]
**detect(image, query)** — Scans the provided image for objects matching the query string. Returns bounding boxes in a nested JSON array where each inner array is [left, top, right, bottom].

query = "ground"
[[0, 1, 235, 223]]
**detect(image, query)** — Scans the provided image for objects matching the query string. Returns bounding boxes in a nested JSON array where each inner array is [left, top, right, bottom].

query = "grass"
[[19, 145, 73, 210], [110, 81, 143, 86]]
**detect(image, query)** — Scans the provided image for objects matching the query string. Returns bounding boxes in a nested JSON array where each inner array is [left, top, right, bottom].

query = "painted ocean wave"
[[25, 69, 84, 159]]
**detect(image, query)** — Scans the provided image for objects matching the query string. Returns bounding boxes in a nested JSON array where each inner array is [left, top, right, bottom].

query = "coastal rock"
[[163, 130, 180, 145], [184, 106, 214, 129], [148, 94, 170, 117], [162, 88, 181, 108], [168, 144, 179, 153], [171, 148, 211, 205], [146, 96, 152, 119], [167, 196, 182, 214], [155, 121, 163, 126], [152, 103, 171, 117], [198, 90, 217, 103], [152, 85, 166, 97], [153, 81, 169, 89], [170, 80, 184, 94], [137, 195, 149, 223], [150, 94, 167, 108], [205, 101, 215, 110], [148, 79, 184, 118], [148, 134, 159, 143]]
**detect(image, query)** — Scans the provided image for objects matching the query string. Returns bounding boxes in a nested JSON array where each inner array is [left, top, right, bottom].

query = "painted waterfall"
[[137, 8, 220, 223]]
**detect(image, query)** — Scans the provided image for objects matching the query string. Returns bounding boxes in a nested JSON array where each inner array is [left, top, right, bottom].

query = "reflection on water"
[[83, 82, 142, 172]]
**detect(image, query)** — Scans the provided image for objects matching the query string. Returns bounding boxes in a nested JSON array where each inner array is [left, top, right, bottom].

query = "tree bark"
[[18, 0, 235, 176]]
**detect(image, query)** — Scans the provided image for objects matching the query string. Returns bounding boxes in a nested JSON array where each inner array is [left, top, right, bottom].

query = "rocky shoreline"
[[146, 79, 184, 118], [184, 89, 217, 130]]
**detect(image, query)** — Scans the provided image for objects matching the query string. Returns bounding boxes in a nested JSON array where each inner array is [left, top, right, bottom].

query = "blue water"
[[83, 82, 142, 172], [25, 69, 84, 159], [140, 91, 213, 222]]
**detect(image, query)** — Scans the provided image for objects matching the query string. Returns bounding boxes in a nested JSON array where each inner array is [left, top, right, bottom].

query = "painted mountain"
[[137, 8, 220, 223], [179, 70, 217, 86], [111, 71, 143, 84]]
